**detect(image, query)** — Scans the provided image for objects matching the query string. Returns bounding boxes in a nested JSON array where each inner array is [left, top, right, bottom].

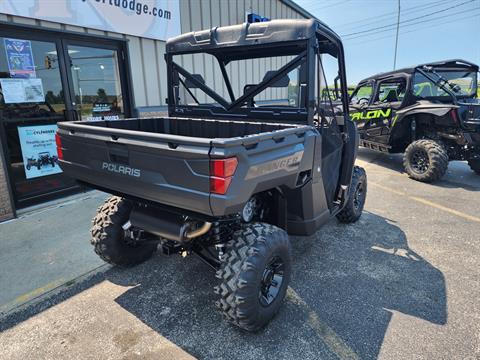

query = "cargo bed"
[[57, 116, 315, 217], [83, 116, 293, 138]]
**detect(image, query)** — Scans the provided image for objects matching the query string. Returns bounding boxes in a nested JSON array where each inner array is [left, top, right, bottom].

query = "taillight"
[[55, 133, 63, 160], [209, 157, 238, 195], [210, 176, 232, 195]]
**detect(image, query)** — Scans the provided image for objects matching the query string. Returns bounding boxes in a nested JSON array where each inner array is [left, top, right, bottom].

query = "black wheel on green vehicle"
[[468, 159, 480, 175], [214, 222, 291, 332], [336, 166, 367, 223], [403, 139, 448, 182], [90, 196, 156, 267]]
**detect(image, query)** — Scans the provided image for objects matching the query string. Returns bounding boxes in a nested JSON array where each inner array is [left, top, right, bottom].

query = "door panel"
[[349, 83, 374, 140], [366, 78, 407, 143], [363, 106, 393, 143]]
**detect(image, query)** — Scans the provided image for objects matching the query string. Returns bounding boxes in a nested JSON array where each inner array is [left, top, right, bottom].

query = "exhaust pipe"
[[129, 206, 211, 242], [185, 222, 212, 239]]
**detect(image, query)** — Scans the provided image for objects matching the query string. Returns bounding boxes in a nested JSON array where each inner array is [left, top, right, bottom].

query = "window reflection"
[[68, 45, 124, 120]]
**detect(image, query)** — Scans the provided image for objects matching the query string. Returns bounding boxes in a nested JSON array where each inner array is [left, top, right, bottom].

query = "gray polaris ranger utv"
[[350, 60, 480, 182], [56, 19, 366, 331]]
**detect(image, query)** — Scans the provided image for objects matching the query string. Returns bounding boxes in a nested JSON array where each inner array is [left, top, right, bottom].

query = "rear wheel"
[[336, 166, 367, 223], [91, 196, 156, 267], [214, 223, 291, 332], [468, 159, 480, 175], [403, 139, 448, 182]]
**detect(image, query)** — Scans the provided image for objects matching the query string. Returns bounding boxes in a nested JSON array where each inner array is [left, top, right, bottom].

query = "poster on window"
[[0, 78, 45, 104], [4, 38, 36, 78], [17, 125, 62, 179]]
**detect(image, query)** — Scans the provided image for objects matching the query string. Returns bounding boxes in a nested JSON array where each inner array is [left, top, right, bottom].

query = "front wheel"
[[468, 159, 480, 175], [403, 139, 448, 182], [336, 166, 367, 223], [214, 223, 291, 332], [91, 196, 156, 267]]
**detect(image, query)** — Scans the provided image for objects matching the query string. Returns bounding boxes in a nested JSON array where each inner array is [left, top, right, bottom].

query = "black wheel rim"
[[353, 182, 364, 210], [410, 149, 430, 174], [259, 256, 285, 307]]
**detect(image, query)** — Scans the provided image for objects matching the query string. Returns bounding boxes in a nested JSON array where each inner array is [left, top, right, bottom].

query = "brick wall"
[[0, 136, 14, 221]]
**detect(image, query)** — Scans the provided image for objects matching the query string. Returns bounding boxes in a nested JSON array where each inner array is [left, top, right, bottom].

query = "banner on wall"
[[17, 124, 62, 179], [0, 0, 181, 41]]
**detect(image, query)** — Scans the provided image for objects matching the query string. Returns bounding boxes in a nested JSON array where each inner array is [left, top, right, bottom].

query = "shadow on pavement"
[[111, 211, 447, 359], [357, 148, 405, 173], [357, 148, 480, 192], [0, 212, 447, 359]]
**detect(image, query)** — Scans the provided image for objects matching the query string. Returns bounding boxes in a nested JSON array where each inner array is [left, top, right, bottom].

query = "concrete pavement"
[[0, 148, 479, 359], [0, 191, 108, 315]]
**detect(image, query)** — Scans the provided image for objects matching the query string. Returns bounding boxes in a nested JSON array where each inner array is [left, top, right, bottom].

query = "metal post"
[[393, 0, 401, 70]]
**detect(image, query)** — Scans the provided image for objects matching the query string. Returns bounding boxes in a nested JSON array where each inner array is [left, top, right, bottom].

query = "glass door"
[[0, 35, 78, 207], [0, 27, 132, 209], [64, 42, 128, 122]]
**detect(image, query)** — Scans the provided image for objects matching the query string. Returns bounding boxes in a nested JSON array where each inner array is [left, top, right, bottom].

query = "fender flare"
[[395, 104, 456, 125], [392, 106, 455, 131]]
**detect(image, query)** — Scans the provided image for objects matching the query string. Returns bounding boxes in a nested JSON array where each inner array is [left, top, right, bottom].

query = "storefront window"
[[68, 45, 125, 121], [0, 36, 77, 206], [0, 31, 131, 208]]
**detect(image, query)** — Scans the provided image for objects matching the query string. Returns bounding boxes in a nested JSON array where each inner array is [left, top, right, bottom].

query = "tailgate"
[[57, 122, 212, 215]]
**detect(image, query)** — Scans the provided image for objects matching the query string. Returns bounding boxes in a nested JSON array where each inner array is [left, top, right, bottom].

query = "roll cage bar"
[[171, 49, 308, 111], [165, 20, 350, 126], [168, 43, 310, 122], [416, 66, 460, 105], [352, 61, 478, 107]]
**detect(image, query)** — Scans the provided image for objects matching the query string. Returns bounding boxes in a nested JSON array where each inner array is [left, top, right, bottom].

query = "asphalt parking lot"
[[0, 148, 479, 360]]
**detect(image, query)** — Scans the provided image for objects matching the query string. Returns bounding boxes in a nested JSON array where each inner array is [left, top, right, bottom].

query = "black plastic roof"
[[165, 19, 340, 55], [358, 59, 479, 83]]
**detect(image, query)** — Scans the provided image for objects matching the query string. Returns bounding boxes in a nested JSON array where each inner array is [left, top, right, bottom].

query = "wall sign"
[[17, 125, 62, 179], [0, 0, 181, 41]]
